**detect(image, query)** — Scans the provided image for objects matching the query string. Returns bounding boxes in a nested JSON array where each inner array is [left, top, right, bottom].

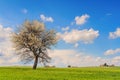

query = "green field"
[[0, 67, 120, 80]]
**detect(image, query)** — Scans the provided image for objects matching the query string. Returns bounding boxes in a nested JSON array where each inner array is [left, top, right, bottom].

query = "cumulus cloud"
[[48, 49, 112, 67], [58, 28, 99, 44], [109, 28, 120, 39], [104, 48, 120, 55], [112, 56, 120, 62], [0, 24, 20, 66], [110, 56, 120, 66], [75, 14, 90, 25], [48, 49, 120, 67], [21, 8, 28, 14], [0, 25, 12, 39], [74, 43, 79, 48], [40, 14, 54, 22], [62, 26, 69, 31]]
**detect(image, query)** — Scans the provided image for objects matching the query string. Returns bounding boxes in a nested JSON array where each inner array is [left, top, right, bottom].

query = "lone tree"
[[12, 20, 58, 69]]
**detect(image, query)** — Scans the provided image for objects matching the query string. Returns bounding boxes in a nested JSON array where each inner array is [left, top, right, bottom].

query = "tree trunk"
[[33, 56, 38, 69]]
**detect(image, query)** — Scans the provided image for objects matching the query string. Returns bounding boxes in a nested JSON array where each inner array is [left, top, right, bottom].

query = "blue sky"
[[0, 0, 120, 67]]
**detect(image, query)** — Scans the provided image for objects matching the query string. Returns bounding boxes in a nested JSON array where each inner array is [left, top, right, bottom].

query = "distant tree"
[[68, 65, 71, 68], [103, 63, 108, 67], [12, 20, 58, 69]]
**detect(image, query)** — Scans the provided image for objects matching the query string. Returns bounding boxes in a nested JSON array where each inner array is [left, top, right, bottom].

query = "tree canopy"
[[12, 20, 58, 69]]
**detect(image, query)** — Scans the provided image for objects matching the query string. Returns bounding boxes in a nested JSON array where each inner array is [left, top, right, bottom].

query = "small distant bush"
[[68, 65, 71, 68]]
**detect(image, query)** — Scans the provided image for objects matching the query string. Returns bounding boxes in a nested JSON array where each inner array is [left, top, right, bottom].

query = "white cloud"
[[109, 28, 120, 39], [40, 14, 54, 22], [48, 49, 111, 67], [112, 56, 120, 63], [0, 24, 20, 66], [62, 26, 69, 31], [75, 14, 90, 25], [21, 8, 28, 14], [111, 56, 120, 66], [104, 48, 120, 55], [0, 24, 12, 39], [58, 28, 99, 44], [74, 43, 79, 48]]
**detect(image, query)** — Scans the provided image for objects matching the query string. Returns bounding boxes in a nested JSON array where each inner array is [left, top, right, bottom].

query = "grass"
[[0, 67, 120, 80]]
